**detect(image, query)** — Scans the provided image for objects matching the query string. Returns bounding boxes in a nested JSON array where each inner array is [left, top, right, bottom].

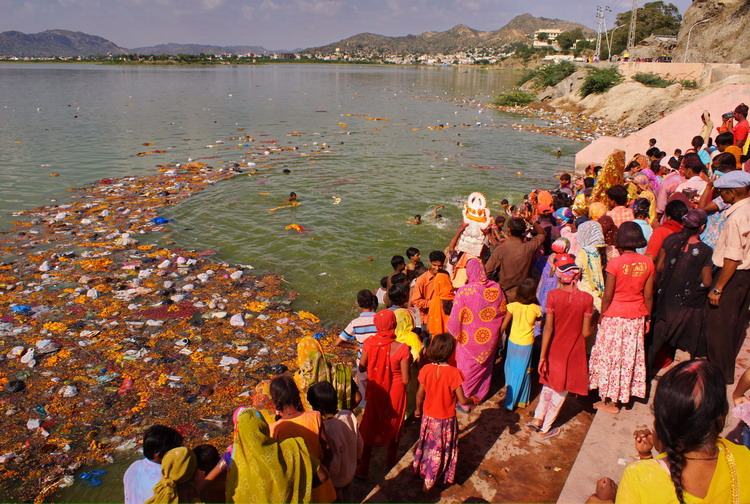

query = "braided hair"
[[653, 360, 727, 503]]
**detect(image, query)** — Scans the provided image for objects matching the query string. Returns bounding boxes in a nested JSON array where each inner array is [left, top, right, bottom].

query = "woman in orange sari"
[[592, 150, 626, 205]]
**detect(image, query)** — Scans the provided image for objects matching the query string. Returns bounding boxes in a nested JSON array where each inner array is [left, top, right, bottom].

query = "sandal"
[[526, 420, 542, 432], [539, 427, 561, 440]]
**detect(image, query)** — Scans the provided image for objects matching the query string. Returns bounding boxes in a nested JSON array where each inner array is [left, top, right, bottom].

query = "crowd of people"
[[123, 103, 750, 503]]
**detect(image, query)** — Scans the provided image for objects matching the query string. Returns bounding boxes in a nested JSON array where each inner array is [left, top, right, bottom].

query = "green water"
[[0, 63, 584, 502]]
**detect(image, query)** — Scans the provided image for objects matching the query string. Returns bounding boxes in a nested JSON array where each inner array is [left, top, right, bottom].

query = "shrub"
[[680, 79, 700, 90], [633, 72, 674, 88], [533, 60, 577, 88], [516, 69, 537, 86], [492, 90, 537, 107], [579, 66, 623, 97], [517, 61, 577, 89]]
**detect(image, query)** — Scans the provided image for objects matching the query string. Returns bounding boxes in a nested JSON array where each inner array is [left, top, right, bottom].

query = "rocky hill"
[[672, 0, 750, 66], [305, 14, 594, 55], [129, 43, 272, 56], [0, 30, 126, 57]]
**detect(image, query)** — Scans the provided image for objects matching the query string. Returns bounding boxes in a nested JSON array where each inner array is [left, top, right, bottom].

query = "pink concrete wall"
[[575, 84, 750, 170]]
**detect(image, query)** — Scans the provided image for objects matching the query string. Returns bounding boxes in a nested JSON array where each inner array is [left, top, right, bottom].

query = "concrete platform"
[[360, 377, 595, 503], [557, 333, 750, 504]]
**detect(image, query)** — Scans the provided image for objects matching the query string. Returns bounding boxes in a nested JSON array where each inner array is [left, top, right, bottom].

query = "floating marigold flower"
[[297, 311, 320, 324], [43, 322, 67, 334]]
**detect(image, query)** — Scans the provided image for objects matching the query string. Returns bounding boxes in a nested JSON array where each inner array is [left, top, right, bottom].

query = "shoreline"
[[0, 155, 355, 502]]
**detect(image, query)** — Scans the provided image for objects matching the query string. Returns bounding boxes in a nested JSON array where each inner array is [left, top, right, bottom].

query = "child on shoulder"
[[413, 332, 477, 492], [307, 381, 363, 503]]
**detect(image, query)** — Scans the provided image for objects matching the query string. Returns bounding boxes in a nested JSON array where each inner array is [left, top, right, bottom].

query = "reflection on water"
[[2, 63, 584, 502]]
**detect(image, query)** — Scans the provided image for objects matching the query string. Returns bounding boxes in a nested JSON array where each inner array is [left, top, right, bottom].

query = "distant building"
[[533, 29, 563, 49]]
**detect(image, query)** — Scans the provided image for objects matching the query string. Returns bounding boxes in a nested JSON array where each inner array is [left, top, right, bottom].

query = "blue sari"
[[504, 340, 533, 410]]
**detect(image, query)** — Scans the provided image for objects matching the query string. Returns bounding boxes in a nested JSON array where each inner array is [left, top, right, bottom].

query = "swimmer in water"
[[284, 192, 298, 203], [433, 204, 445, 219], [407, 215, 422, 225]]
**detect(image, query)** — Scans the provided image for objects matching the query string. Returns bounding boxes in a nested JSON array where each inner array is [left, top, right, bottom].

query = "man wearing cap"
[[704, 170, 750, 383]]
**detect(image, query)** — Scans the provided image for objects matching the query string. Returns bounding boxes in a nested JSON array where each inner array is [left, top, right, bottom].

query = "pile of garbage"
[[0, 159, 349, 502]]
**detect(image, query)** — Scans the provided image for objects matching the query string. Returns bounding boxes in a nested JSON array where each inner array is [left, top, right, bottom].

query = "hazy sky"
[[0, 0, 693, 51]]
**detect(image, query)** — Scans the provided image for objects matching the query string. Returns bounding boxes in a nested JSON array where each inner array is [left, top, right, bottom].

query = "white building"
[[533, 29, 563, 49]]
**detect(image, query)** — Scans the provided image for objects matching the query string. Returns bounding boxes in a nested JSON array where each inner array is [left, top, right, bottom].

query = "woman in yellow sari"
[[226, 408, 318, 504], [591, 150, 626, 205], [614, 360, 750, 503], [145, 447, 197, 504], [294, 336, 352, 411]]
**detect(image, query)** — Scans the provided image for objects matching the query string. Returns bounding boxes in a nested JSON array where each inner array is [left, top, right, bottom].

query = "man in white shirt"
[[123, 425, 183, 504], [675, 161, 708, 201]]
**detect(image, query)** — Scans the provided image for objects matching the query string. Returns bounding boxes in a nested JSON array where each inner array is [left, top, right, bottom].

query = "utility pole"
[[595, 6, 604, 61], [627, 0, 638, 54]]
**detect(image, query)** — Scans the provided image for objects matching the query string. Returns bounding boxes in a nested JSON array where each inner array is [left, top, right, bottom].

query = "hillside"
[[0, 30, 126, 57], [129, 43, 271, 56], [305, 14, 594, 55], [672, 0, 750, 66]]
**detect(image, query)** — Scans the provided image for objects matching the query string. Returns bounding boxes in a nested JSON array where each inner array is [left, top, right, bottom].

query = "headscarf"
[[427, 272, 455, 337], [551, 237, 570, 254], [146, 447, 197, 504], [554, 207, 574, 224], [448, 258, 507, 366], [633, 173, 650, 190], [632, 154, 649, 172], [575, 221, 605, 296], [598, 215, 618, 246], [641, 167, 661, 193], [226, 408, 313, 504], [394, 308, 423, 361], [295, 336, 351, 412], [592, 150, 626, 204], [588, 202, 607, 221]]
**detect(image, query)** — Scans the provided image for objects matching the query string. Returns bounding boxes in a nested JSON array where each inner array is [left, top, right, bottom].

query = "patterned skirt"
[[412, 415, 459, 490], [589, 316, 646, 403]]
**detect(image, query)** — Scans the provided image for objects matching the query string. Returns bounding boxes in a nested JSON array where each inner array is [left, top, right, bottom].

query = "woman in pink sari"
[[448, 258, 507, 403]]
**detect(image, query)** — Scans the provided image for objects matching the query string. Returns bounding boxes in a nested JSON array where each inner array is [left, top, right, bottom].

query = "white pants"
[[533, 385, 568, 433]]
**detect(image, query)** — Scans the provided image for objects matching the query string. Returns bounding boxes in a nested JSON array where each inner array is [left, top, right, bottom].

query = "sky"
[[0, 0, 693, 51]]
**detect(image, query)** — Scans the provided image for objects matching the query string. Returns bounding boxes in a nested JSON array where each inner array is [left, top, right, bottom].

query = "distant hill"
[[129, 43, 272, 56], [305, 14, 595, 55], [0, 29, 126, 57]]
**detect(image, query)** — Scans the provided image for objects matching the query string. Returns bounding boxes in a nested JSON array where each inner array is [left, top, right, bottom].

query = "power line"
[[595, 6, 611, 60]]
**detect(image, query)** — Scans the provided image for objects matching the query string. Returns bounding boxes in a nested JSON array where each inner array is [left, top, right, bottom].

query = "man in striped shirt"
[[337, 289, 378, 405]]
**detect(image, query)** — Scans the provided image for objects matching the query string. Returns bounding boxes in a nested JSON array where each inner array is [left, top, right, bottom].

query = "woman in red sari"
[[356, 310, 412, 478]]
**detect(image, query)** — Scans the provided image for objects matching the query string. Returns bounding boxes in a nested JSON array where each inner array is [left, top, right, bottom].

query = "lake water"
[[1, 63, 583, 329], [0, 63, 584, 501]]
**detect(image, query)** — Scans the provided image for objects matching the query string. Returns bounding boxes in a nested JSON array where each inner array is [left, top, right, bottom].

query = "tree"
[[536, 32, 549, 42], [607, 1, 681, 56], [557, 28, 584, 51]]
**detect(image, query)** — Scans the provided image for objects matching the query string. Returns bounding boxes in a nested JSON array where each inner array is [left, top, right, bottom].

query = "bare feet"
[[594, 401, 620, 414]]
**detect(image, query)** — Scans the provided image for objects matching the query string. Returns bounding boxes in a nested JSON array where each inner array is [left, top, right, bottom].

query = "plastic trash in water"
[[10, 305, 31, 313], [79, 469, 106, 486], [151, 217, 172, 224], [313, 332, 325, 340]]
